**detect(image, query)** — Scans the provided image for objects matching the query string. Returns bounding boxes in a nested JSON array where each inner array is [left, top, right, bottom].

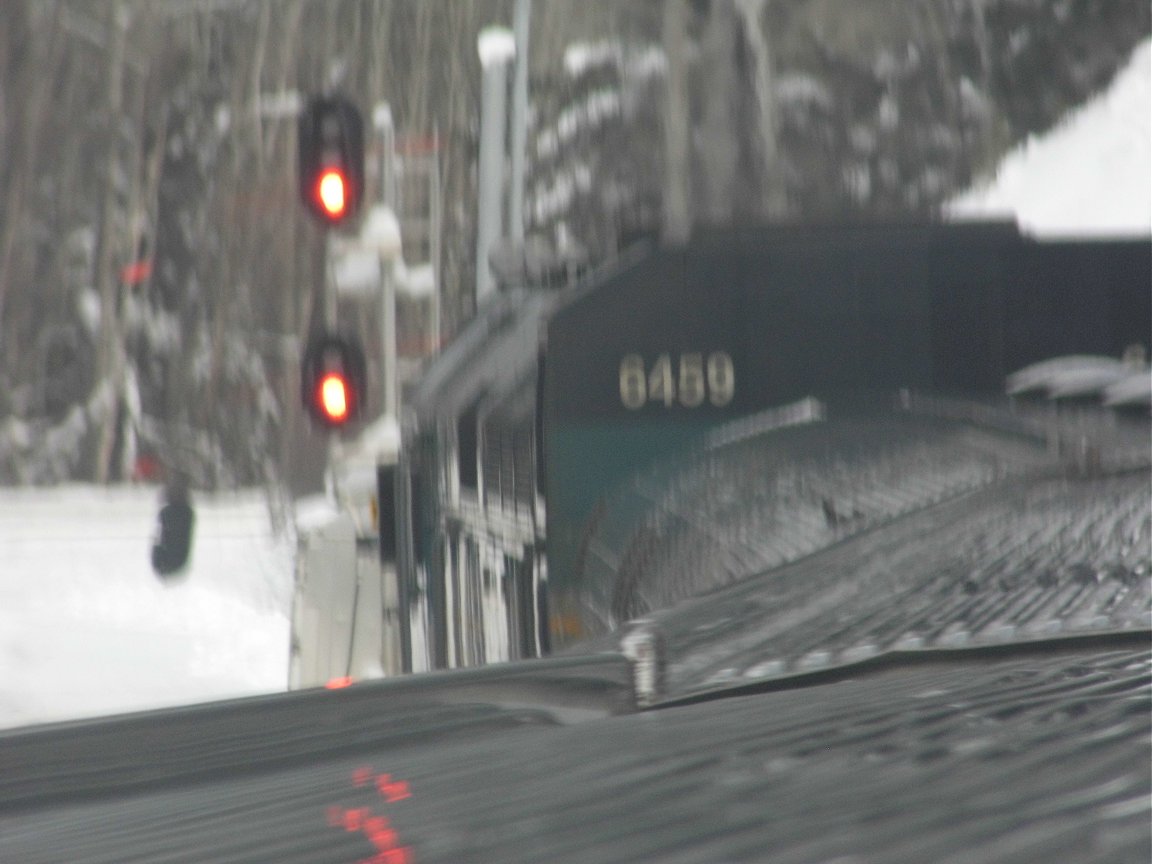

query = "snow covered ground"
[[1, 39, 1148, 734], [0, 485, 293, 729]]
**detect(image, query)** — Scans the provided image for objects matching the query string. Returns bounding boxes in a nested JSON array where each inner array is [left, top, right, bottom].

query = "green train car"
[[541, 223, 1150, 646], [399, 222, 1150, 663]]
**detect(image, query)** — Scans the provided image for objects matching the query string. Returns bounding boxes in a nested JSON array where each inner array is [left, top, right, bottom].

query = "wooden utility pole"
[[0, 12, 66, 346], [662, 0, 691, 245], [93, 2, 130, 484], [736, 0, 787, 218]]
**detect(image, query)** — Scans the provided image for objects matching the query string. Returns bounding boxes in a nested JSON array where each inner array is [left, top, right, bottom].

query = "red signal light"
[[318, 373, 350, 422], [317, 169, 347, 220], [301, 334, 365, 429]]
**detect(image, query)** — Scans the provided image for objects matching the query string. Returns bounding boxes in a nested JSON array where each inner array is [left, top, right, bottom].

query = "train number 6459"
[[619, 352, 734, 410]]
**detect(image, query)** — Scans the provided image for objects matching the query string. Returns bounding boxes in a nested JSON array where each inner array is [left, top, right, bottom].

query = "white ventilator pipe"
[[476, 28, 515, 304], [508, 0, 531, 243]]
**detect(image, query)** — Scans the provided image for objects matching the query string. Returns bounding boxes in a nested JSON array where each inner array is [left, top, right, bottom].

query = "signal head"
[[301, 334, 366, 429], [298, 96, 364, 227]]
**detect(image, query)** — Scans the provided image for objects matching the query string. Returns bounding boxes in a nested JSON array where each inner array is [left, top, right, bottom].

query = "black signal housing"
[[298, 95, 365, 226], [301, 333, 367, 428]]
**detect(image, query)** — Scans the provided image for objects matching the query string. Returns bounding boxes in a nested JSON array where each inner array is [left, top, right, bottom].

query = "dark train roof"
[[650, 463, 1149, 698], [406, 287, 557, 427], [1, 639, 1147, 863], [568, 394, 1150, 661]]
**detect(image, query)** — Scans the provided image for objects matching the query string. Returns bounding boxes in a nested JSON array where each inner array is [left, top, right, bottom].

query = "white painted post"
[[508, 0, 531, 244], [476, 28, 515, 304]]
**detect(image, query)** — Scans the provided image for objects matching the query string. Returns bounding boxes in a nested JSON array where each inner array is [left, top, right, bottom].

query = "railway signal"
[[302, 334, 366, 428], [298, 95, 364, 226]]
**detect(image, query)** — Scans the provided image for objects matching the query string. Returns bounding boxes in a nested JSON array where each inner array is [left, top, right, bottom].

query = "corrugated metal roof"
[[568, 401, 1150, 701], [0, 644, 1146, 863], [637, 468, 1149, 699]]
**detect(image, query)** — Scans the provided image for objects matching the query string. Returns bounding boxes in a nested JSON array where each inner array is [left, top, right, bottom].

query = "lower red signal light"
[[319, 374, 350, 422], [318, 169, 348, 219], [302, 333, 364, 428]]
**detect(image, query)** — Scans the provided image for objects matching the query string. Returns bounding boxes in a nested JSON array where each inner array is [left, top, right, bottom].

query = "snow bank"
[[0, 485, 293, 730], [949, 39, 1151, 237]]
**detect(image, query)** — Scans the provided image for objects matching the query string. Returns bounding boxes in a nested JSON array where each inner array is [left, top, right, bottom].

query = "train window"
[[456, 403, 479, 491]]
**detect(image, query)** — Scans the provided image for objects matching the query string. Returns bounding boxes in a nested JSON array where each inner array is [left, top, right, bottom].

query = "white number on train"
[[706, 352, 735, 406], [619, 354, 647, 409], [619, 352, 734, 409], [679, 353, 705, 407]]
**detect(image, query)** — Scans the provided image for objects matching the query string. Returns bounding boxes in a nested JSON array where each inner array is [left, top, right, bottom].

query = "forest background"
[[0, 0, 1147, 493]]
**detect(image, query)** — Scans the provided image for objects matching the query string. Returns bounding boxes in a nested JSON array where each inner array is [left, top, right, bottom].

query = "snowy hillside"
[[0, 486, 293, 729], [949, 38, 1151, 236]]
